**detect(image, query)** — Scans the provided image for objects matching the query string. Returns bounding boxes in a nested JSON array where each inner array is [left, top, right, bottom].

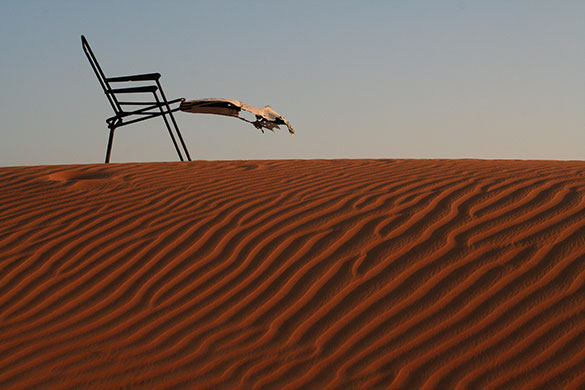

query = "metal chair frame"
[[81, 35, 191, 163]]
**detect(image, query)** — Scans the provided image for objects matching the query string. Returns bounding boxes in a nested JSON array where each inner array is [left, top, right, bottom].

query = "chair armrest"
[[106, 73, 161, 82], [108, 85, 158, 94]]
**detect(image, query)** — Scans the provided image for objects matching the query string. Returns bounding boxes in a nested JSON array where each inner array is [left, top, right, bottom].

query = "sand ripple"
[[1, 159, 585, 389]]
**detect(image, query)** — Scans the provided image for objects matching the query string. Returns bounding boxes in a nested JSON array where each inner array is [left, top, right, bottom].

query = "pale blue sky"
[[1, 0, 583, 166]]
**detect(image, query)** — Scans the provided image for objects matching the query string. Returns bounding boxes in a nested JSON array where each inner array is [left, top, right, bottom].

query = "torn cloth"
[[179, 98, 294, 135]]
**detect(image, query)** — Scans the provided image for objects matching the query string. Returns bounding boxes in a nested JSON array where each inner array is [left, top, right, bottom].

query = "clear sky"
[[1, 0, 583, 166]]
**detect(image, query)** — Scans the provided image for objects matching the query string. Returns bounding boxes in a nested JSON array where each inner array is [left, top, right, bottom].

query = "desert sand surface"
[[2, 159, 585, 390]]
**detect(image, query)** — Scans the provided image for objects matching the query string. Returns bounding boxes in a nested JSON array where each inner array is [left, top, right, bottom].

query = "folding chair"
[[81, 35, 191, 163]]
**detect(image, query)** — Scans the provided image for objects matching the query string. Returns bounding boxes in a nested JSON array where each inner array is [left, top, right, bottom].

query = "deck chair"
[[81, 35, 191, 163]]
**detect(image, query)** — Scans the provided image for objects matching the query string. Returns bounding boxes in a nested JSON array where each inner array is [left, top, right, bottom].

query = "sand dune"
[[1, 159, 585, 389]]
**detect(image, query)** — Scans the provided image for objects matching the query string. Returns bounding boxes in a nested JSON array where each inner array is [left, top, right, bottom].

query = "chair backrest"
[[81, 35, 122, 116]]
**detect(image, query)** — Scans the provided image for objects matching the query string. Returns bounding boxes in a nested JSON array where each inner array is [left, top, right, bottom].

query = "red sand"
[[1, 159, 585, 389]]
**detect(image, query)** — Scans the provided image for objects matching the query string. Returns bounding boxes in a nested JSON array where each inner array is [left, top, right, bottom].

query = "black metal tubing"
[[156, 80, 191, 160], [106, 106, 182, 127], [106, 73, 161, 82], [81, 35, 191, 163], [118, 97, 183, 105], [82, 35, 121, 116], [108, 85, 158, 94], [105, 118, 120, 163], [112, 102, 172, 118], [153, 92, 184, 161]]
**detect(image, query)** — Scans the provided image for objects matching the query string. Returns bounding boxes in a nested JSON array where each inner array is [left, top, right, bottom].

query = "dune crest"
[[1, 159, 585, 389]]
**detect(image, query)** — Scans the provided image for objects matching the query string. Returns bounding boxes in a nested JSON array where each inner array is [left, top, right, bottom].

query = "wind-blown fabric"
[[180, 98, 294, 135]]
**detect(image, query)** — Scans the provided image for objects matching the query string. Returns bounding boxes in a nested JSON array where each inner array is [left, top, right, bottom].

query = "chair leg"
[[154, 93, 184, 161], [168, 110, 191, 161], [105, 126, 115, 163], [157, 82, 191, 161]]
